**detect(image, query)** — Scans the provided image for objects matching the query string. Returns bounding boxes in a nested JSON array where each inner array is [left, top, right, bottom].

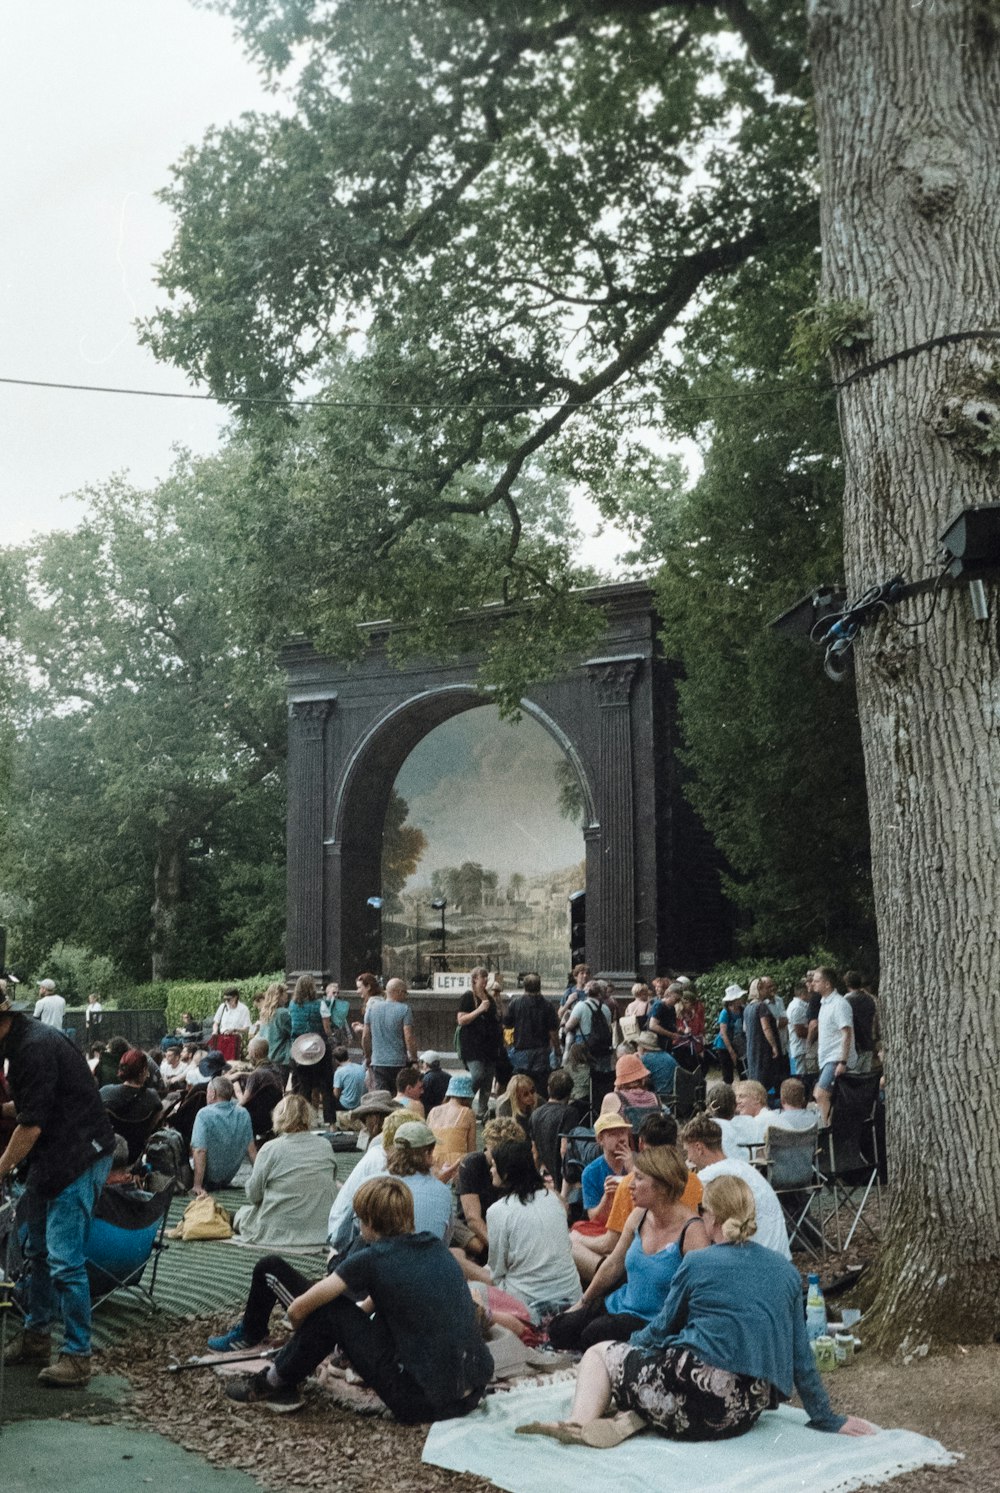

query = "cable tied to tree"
[[834, 329, 1000, 390]]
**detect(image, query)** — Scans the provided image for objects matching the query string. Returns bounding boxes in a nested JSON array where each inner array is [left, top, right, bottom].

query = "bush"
[[157, 973, 285, 1032], [31, 942, 127, 1002], [695, 951, 837, 1030]]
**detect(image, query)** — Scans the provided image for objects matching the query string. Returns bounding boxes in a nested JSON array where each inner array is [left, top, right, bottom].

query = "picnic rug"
[[422, 1379, 959, 1493]]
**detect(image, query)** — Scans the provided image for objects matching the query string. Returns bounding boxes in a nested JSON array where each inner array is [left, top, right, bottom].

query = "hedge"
[[106, 973, 284, 1030], [695, 951, 837, 1029]]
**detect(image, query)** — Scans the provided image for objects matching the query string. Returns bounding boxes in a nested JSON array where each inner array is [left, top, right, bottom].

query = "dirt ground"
[[99, 1309, 1000, 1493]]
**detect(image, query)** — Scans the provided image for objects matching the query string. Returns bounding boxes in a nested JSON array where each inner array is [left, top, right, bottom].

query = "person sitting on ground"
[[99, 1048, 164, 1164], [143, 1044, 168, 1097], [427, 1072, 477, 1165], [190, 1076, 256, 1196], [549, 1146, 710, 1352], [219, 1177, 493, 1419], [529, 1068, 574, 1191], [577, 1112, 634, 1231], [563, 1041, 593, 1122], [159, 1039, 187, 1089], [600, 1053, 662, 1125], [86, 1041, 106, 1077], [233, 1094, 338, 1247], [703, 1081, 744, 1159], [452, 1116, 524, 1261], [570, 1112, 703, 1284], [177, 1011, 203, 1039], [486, 1141, 579, 1320], [635, 1030, 678, 1100], [765, 1077, 819, 1133], [189, 1048, 225, 1089], [331, 1045, 366, 1126], [96, 1035, 131, 1089], [680, 1114, 790, 1259], [234, 1038, 285, 1144], [518, 1175, 875, 1449], [730, 1079, 772, 1155], [326, 1091, 397, 1255], [418, 1051, 450, 1113], [394, 1064, 426, 1118], [385, 1120, 455, 1242], [495, 1072, 538, 1139]]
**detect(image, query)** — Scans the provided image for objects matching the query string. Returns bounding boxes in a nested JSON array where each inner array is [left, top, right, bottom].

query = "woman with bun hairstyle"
[[518, 1175, 875, 1449]]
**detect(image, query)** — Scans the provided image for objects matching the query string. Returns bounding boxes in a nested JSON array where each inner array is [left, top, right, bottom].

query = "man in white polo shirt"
[[812, 966, 857, 1126]]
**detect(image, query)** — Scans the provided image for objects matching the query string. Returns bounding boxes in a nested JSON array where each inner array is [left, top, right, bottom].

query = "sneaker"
[[224, 1367, 303, 1413], [207, 1322, 258, 1353], [38, 1353, 91, 1388], [2, 1329, 51, 1366]]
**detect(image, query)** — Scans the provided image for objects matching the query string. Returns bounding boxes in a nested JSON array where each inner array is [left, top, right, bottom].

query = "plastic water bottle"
[[806, 1273, 828, 1341]]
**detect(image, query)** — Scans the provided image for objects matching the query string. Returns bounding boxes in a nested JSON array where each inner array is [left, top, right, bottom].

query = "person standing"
[[212, 987, 253, 1038], [0, 987, 115, 1386], [742, 979, 782, 1096], [364, 977, 417, 1093], [712, 986, 745, 1084], [456, 966, 503, 1122], [812, 967, 857, 1126], [289, 975, 335, 1121], [84, 992, 103, 1038], [508, 972, 560, 1096], [32, 979, 66, 1030], [845, 970, 880, 1074]]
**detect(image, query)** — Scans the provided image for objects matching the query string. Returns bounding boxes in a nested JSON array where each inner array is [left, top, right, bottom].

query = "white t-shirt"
[[486, 1189, 580, 1308], [817, 992, 857, 1070], [767, 995, 789, 1055], [714, 1117, 744, 1160], [698, 1157, 791, 1260], [785, 996, 809, 1065], [213, 1000, 252, 1033], [33, 993, 66, 1028], [765, 1109, 819, 1134], [728, 1111, 769, 1160]]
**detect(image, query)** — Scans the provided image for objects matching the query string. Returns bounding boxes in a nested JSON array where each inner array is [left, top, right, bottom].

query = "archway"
[[282, 581, 729, 986]]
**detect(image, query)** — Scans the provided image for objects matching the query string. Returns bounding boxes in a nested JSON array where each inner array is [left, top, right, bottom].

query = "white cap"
[[39, 978, 56, 991]]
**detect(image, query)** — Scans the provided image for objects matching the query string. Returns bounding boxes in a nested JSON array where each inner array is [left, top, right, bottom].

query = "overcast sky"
[[1, 1, 633, 566]]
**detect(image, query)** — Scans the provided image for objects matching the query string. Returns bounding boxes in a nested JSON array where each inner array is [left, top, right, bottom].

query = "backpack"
[[146, 1127, 192, 1191], [583, 998, 613, 1059]]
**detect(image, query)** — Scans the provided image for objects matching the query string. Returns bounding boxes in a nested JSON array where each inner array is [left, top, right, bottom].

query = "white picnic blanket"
[[422, 1379, 958, 1493]]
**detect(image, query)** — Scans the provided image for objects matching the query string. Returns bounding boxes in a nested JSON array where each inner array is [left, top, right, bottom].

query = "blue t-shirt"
[[334, 1062, 366, 1109], [641, 1047, 678, 1096], [365, 999, 413, 1066], [400, 1171, 454, 1242], [190, 1100, 253, 1187], [581, 1154, 615, 1212], [713, 1006, 744, 1053]]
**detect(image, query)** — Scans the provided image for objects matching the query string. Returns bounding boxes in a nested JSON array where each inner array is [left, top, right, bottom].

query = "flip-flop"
[[581, 1411, 646, 1448], [516, 1421, 585, 1444]]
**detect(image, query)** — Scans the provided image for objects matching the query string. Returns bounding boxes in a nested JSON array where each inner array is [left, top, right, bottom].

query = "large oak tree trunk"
[[151, 832, 186, 983], [809, 1, 1000, 1347]]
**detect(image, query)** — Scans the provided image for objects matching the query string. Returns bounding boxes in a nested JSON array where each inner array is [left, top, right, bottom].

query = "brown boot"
[[2, 1328, 52, 1366], [38, 1353, 92, 1388]]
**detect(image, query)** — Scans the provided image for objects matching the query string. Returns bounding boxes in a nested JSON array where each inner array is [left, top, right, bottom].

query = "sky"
[[0, 0, 633, 567]]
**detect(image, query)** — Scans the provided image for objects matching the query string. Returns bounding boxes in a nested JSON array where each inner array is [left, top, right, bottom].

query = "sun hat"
[[391, 1120, 437, 1149], [446, 1072, 475, 1099], [352, 1089, 396, 1118], [594, 1111, 633, 1137], [615, 1053, 650, 1087], [198, 1050, 229, 1078], [722, 984, 746, 1003], [290, 1032, 327, 1066], [636, 1030, 660, 1051], [418, 1050, 441, 1065]]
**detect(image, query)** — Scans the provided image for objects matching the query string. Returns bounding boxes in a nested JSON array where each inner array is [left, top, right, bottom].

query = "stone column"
[[586, 655, 641, 983], [286, 698, 333, 978]]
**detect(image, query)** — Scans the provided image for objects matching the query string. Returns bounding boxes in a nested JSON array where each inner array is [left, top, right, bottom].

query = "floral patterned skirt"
[[604, 1343, 771, 1441]]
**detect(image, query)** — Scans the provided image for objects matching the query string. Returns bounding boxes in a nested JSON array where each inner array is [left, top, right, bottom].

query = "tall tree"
[[145, 1, 1000, 1343], [6, 455, 287, 980]]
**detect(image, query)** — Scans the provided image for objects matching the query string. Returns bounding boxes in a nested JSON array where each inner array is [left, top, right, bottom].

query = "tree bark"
[[809, 1, 1000, 1348], [151, 833, 186, 983]]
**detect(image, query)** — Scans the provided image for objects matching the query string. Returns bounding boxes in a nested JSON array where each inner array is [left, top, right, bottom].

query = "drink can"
[[812, 1335, 837, 1371]]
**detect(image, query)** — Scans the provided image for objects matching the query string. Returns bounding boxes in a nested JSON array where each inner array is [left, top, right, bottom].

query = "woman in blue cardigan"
[[518, 1175, 875, 1449]]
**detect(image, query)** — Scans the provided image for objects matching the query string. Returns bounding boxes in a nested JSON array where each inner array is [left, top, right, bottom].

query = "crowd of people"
[[0, 961, 879, 1448]]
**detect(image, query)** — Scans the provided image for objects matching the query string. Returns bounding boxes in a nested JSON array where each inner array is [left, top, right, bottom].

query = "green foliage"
[[696, 950, 838, 1028], [3, 453, 287, 982], [381, 791, 428, 914], [143, 0, 819, 708], [150, 973, 284, 1031], [789, 298, 873, 370], [30, 942, 127, 1001]]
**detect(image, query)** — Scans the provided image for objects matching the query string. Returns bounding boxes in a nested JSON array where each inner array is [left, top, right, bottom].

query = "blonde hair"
[[353, 1176, 414, 1237], [386, 1140, 434, 1177], [257, 982, 287, 1025], [734, 1080, 768, 1110], [483, 1116, 525, 1150], [504, 1075, 537, 1118], [381, 1109, 415, 1149], [633, 1144, 688, 1202], [703, 1175, 757, 1244], [272, 1093, 313, 1135]]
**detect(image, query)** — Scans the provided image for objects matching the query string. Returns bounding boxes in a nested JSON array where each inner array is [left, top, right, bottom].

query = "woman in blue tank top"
[[549, 1146, 709, 1352]]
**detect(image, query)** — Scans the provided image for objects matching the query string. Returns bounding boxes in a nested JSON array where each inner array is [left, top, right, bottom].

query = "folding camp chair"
[[85, 1182, 176, 1314], [664, 1063, 705, 1122], [758, 1123, 825, 1260], [560, 1125, 600, 1222], [817, 1072, 883, 1252]]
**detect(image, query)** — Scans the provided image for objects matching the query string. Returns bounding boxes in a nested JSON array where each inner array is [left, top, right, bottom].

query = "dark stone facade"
[[282, 581, 730, 986]]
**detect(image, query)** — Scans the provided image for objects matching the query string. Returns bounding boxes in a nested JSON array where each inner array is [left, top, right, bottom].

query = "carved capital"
[[290, 698, 334, 741], [586, 654, 641, 707]]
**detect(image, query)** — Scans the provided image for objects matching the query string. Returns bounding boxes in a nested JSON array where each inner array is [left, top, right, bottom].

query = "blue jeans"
[[466, 1059, 495, 1121], [24, 1152, 113, 1356]]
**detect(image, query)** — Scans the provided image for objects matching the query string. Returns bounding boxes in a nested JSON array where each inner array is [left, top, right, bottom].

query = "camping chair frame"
[[86, 1181, 177, 1315], [758, 1124, 826, 1260], [817, 1073, 883, 1253]]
